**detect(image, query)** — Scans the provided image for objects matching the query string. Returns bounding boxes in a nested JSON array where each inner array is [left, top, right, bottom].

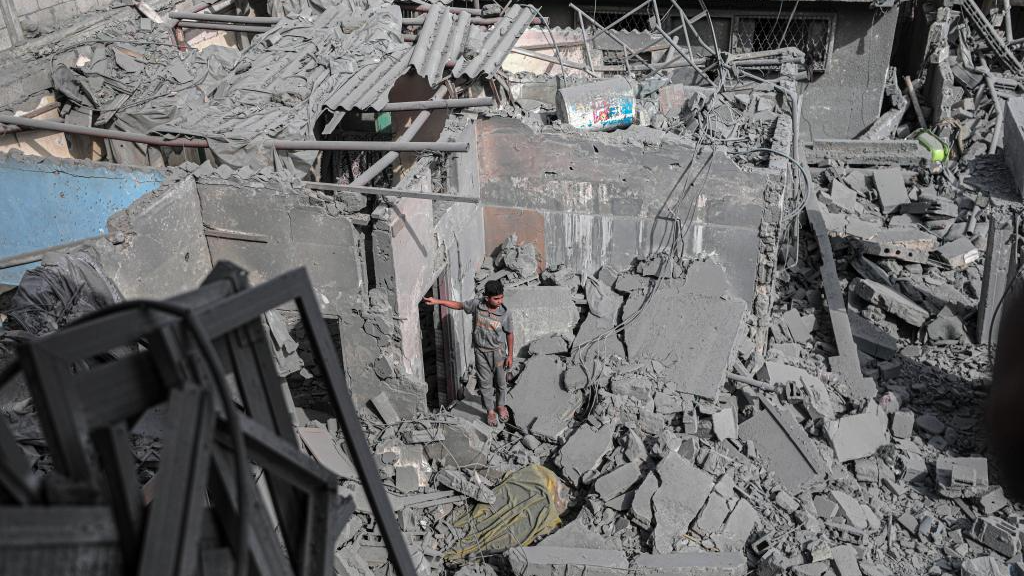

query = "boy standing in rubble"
[[423, 280, 514, 427]]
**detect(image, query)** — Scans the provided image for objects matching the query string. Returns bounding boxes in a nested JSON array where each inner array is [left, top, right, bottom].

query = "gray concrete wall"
[[799, 4, 899, 140], [85, 173, 214, 299], [1, 0, 114, 51], [476, 117, 771, 303], [195, 177, 365, 316]]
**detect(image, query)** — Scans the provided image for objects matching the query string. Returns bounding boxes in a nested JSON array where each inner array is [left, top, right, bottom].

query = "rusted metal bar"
[[178, 21, 271, 33], [0, 236, 104, 271], [403, 3, 482, 15], [169, 11, 279, 24], [0, 115, 470, 153], [378, 97, 492, 111], [350, 85, 448, 187], [0, 102, 61, 134], [303, 181, 479, 204]]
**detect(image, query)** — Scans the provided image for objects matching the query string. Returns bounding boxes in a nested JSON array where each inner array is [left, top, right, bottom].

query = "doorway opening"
[[418, 271, 459, 411]]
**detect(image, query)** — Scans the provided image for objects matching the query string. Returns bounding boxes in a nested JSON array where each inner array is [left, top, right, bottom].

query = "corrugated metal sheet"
[[452, 4, 536, 79], [319, 2, 536, 113]]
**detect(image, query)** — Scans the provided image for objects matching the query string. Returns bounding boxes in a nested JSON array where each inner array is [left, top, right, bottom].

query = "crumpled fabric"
[[4, 252, 123, 337], [583, 275, 622, 320], [444, 464, 566, 562]]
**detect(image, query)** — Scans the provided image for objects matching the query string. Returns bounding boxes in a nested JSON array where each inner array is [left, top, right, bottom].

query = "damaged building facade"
[[3, 0, 1024, 576]]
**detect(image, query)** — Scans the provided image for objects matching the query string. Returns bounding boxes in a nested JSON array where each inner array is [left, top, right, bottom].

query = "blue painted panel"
[[0, 155, 165, 284]]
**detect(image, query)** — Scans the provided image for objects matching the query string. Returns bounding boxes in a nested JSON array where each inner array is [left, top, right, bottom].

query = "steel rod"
[[378, 97, 492, 111], [303, 181, 479, 203], [169, 11, 279, 24], [404, 3, 482, 15], [177, 21, 271, 33], [0, 115, 470, 152], [0, 102, 61, 134], [351, 86, 448, 187], [0, 236, 103, 270]]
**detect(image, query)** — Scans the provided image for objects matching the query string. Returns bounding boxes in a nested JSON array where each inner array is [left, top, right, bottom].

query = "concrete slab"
[[738, 401, 825, 491], [507, 546, 628, 576], [631, 472, 659, 529], [507, 355, 579, 442], [1003, 96, 1024, 198], [594, 461, 643, 501], [825, 403, 889, 462], [555, 421, 616, 486], [504, 286, 580, 357], [631, 551, 746, 575], [872, 168, 909, 214], [652, 452, 715, 553], [623, 283, 745, 401]]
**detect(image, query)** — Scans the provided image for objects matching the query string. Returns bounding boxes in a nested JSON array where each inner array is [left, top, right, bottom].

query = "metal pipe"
[[404, 3, 481, 15], [378, 97, 492, 111], [0, 102, 61, 134], [1005, 0, 1014, 43], [0, 115, 470, 153], [177, 21, 271, 33], [169, 11, 280, 24], [351, 85, 448, 187], [0, 236, 103, 270], [303, 181, 478, 203]]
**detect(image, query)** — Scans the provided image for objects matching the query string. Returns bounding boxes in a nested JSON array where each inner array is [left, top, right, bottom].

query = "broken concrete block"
[[936, 236, 981, 269], [926, 311, 966, 342], [504, 286, 580, 357], [540, 517, 614, 550], [774, 491, 800, 513], [395, 466, 420, 492], [849, 313, 899, 360], [978, 487, 1009, 515], [712, 408, 738, 440], [872, 168, 909, 214], [593, 461, 643, 501], [652, 451, 715, 553], [719, 498, 758, 550], [623, 284, 745, 401], [370, 392, 401, 425], [507, 355, 579, 442], [814, 495, 839, 519], [936, 456, 989, 498], [849, 278, 929, 327], [831, 490, 868, 529], [915, 413, 945, 435], [890, 410, 915, 439], [334, 548, 376, 576], [692, 492, 730, 536], [792, 561, 832, 576], [631, 551, 746, 575], [435, 469, 496, 504], [828, 179, 859, 213], [738, 401, 825, 490], [825, 402, 889, 462], [780, 308, 814, 343], [849, 225, 939, 264], [960, 556, 1010, 576], [507, 546, 628, 576], [555, 422, 616, 486], [529, 334, 569, 356], [969, 516, 1022, 557], [831, 544, 862, 576], [631, 472, 659, 529]]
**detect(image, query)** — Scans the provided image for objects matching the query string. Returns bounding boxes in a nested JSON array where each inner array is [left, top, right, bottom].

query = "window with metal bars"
[[589, 8, 652, 31], [730, 14, 834, 73]]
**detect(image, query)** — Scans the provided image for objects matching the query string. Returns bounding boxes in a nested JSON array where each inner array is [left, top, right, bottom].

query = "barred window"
[[730, 14, 834, 73], [589, 8, 652, 31]]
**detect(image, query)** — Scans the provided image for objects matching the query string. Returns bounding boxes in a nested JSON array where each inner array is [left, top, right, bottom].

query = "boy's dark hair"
[[483, 280, 504, 297]]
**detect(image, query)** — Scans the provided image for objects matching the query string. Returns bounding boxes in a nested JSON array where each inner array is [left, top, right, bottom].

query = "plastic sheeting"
[[444, 464, 566, 561], [4, 252, 123, 337]]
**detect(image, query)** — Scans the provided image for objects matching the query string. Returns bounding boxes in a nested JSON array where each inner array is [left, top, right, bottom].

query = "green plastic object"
[[914, 129, 948, 163]]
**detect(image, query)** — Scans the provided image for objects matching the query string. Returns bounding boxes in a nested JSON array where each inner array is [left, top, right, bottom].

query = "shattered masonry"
[[2, 1, 1024, 576]]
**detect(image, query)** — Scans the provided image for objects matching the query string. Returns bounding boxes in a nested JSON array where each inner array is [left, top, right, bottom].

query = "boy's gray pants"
[[474, 348, 507, 411]]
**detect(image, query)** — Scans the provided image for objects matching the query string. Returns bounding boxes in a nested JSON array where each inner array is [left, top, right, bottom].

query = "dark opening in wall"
[[418, 272, 459, 410]]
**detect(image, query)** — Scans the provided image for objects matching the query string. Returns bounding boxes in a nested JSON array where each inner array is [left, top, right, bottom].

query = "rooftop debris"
[[3, 0, 1024, 574]]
